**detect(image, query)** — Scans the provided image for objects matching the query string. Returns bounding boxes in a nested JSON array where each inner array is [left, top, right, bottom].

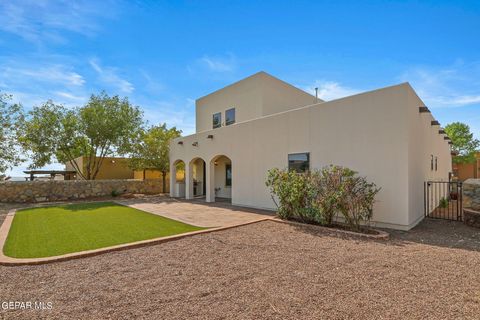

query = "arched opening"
[[170, 159, 186, 198], [207, 155, 232, 203], [187, 157, 207, 200]]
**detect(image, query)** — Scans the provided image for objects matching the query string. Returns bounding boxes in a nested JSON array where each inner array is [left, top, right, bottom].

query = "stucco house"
[[169, 71, 452, 230]]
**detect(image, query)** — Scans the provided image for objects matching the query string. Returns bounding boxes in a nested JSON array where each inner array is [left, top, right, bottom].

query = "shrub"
[[111, 189, 121, 197], [439, 197, 449, 209], [265, 168, 322, 223], [313, 165, 355, 225], [337, 173, 381, 231], [266, 165, 380, 231]]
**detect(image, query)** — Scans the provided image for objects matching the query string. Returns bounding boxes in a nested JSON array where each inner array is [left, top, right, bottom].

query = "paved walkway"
[[117, 196, 275, 227]]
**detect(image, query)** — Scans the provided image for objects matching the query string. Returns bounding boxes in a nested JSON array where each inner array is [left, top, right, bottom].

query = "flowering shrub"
[[265, 165, 380, 231], [265, 168, 322, 223]]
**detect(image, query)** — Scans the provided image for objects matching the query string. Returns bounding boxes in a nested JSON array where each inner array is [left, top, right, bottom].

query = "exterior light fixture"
[[111, 160, 116, 164], [214, 161, 218, 166]]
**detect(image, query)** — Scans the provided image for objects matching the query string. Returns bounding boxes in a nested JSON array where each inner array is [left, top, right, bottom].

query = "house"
[[169, 71, 452, 230], [65, 156, 183, 193], [452, 152, 480, 181], [65, 156, 135, 180]]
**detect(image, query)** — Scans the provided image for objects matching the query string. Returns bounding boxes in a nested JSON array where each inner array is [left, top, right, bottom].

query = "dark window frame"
[[225, 163, 232, 186], [212, 112, 222, 129], [288, 152, 310, 173], [225, 107, 235, 126]]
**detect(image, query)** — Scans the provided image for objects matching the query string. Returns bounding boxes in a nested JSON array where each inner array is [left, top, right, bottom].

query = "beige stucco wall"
[[195, 72, 317, 133], [171, 82, 452, 230], [65, 156, 134, 180], [406, 87, 452, 227]]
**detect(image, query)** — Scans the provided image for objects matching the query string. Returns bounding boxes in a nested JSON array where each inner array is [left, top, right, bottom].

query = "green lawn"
[[3, 202, 205, 258]]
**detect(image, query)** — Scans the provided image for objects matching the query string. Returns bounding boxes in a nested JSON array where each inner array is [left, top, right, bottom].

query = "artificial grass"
[[3, 202, 205, 258]]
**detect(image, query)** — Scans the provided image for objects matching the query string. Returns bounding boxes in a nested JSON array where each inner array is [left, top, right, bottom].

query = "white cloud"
[[89, 59, 134, 94], [141, 98, 195, 135], [0, 0, 119, 44], [200, 56, 235, 72], [399, 62, 480, 108], [1, 65, 85, 87], [0, 62, 87, 108], [303, 80, 361, 101]]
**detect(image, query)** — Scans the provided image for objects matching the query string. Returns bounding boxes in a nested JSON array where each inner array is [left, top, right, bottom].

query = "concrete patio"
[[117, 195, 275, 228]]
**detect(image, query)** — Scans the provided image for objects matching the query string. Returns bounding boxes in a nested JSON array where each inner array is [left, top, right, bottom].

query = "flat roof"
[[23, 170, 77, 174]]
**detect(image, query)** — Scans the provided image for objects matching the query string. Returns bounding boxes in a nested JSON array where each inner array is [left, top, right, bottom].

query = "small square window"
[[213, 112, 221, 129], [288, 153, 310, 173], [225, 108, 235, 126]]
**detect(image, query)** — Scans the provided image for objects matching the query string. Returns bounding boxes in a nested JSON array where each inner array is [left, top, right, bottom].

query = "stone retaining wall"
[[462, 179, 480, 228], [463, 179, 480, 211], [0, 179, 163, 203]]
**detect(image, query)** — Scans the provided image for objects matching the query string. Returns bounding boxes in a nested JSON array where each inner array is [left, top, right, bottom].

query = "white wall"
[[406, 86, 452, 226], [195, 72, 317, 133]]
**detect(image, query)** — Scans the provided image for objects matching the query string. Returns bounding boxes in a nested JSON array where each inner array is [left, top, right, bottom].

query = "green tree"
[[0, 93, 24, 174], [19, 92, 144, 180], [129, 123, 182, 192], [444, 122, 480, 164]]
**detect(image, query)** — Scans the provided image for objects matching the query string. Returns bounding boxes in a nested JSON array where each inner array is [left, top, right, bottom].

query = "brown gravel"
[[1, 218, 480, 319]]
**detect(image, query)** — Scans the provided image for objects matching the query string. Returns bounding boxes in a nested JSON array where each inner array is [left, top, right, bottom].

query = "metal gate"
[[424, 181, 463, 221]]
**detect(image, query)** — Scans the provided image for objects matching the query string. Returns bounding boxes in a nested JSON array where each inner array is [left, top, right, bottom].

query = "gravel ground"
[[1, 218, 480, 319]]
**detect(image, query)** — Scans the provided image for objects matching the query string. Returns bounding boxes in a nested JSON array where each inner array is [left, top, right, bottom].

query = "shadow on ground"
[[288, 217, 480, 253]]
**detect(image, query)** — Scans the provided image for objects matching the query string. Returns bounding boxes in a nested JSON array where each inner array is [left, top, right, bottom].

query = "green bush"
[[265, 165, 380, 231], [336, 172, 381, 231], [111, 189, 121, 197], [265, 168, 322, 223], [439, 197, 449, 209]]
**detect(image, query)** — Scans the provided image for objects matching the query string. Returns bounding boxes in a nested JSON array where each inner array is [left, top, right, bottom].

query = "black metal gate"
[[424, 181, 463, 221]]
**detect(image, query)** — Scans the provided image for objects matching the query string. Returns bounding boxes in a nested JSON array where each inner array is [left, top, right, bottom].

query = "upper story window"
[[288, 152, 310, 173], [225, 108, 235, 126], [213, 112, 222, 129]]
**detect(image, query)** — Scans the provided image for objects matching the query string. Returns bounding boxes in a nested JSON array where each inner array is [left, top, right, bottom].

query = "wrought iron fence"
[[424, 181, 463, 221]]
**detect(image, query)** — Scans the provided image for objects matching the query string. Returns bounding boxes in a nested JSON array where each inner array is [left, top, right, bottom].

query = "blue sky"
[[1, 0, 480, 176]]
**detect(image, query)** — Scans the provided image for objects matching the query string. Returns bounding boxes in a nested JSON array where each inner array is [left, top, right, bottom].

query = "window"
[[430, 155, 434, 171], [212, 112, 221, 129], [288, 153, 310, 173], [225, 108, 235, 125], [225, 164, 232, 186], [435, 156, 438, 171]]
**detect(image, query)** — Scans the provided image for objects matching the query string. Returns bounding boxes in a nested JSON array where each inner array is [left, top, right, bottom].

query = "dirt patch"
[[1, 219, 479, 319]]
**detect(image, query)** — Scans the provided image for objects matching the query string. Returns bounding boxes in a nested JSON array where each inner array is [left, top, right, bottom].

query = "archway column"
[[185, 160, 194, 200], [169, 161, 176, 197], [206, 160, 215, 202]]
